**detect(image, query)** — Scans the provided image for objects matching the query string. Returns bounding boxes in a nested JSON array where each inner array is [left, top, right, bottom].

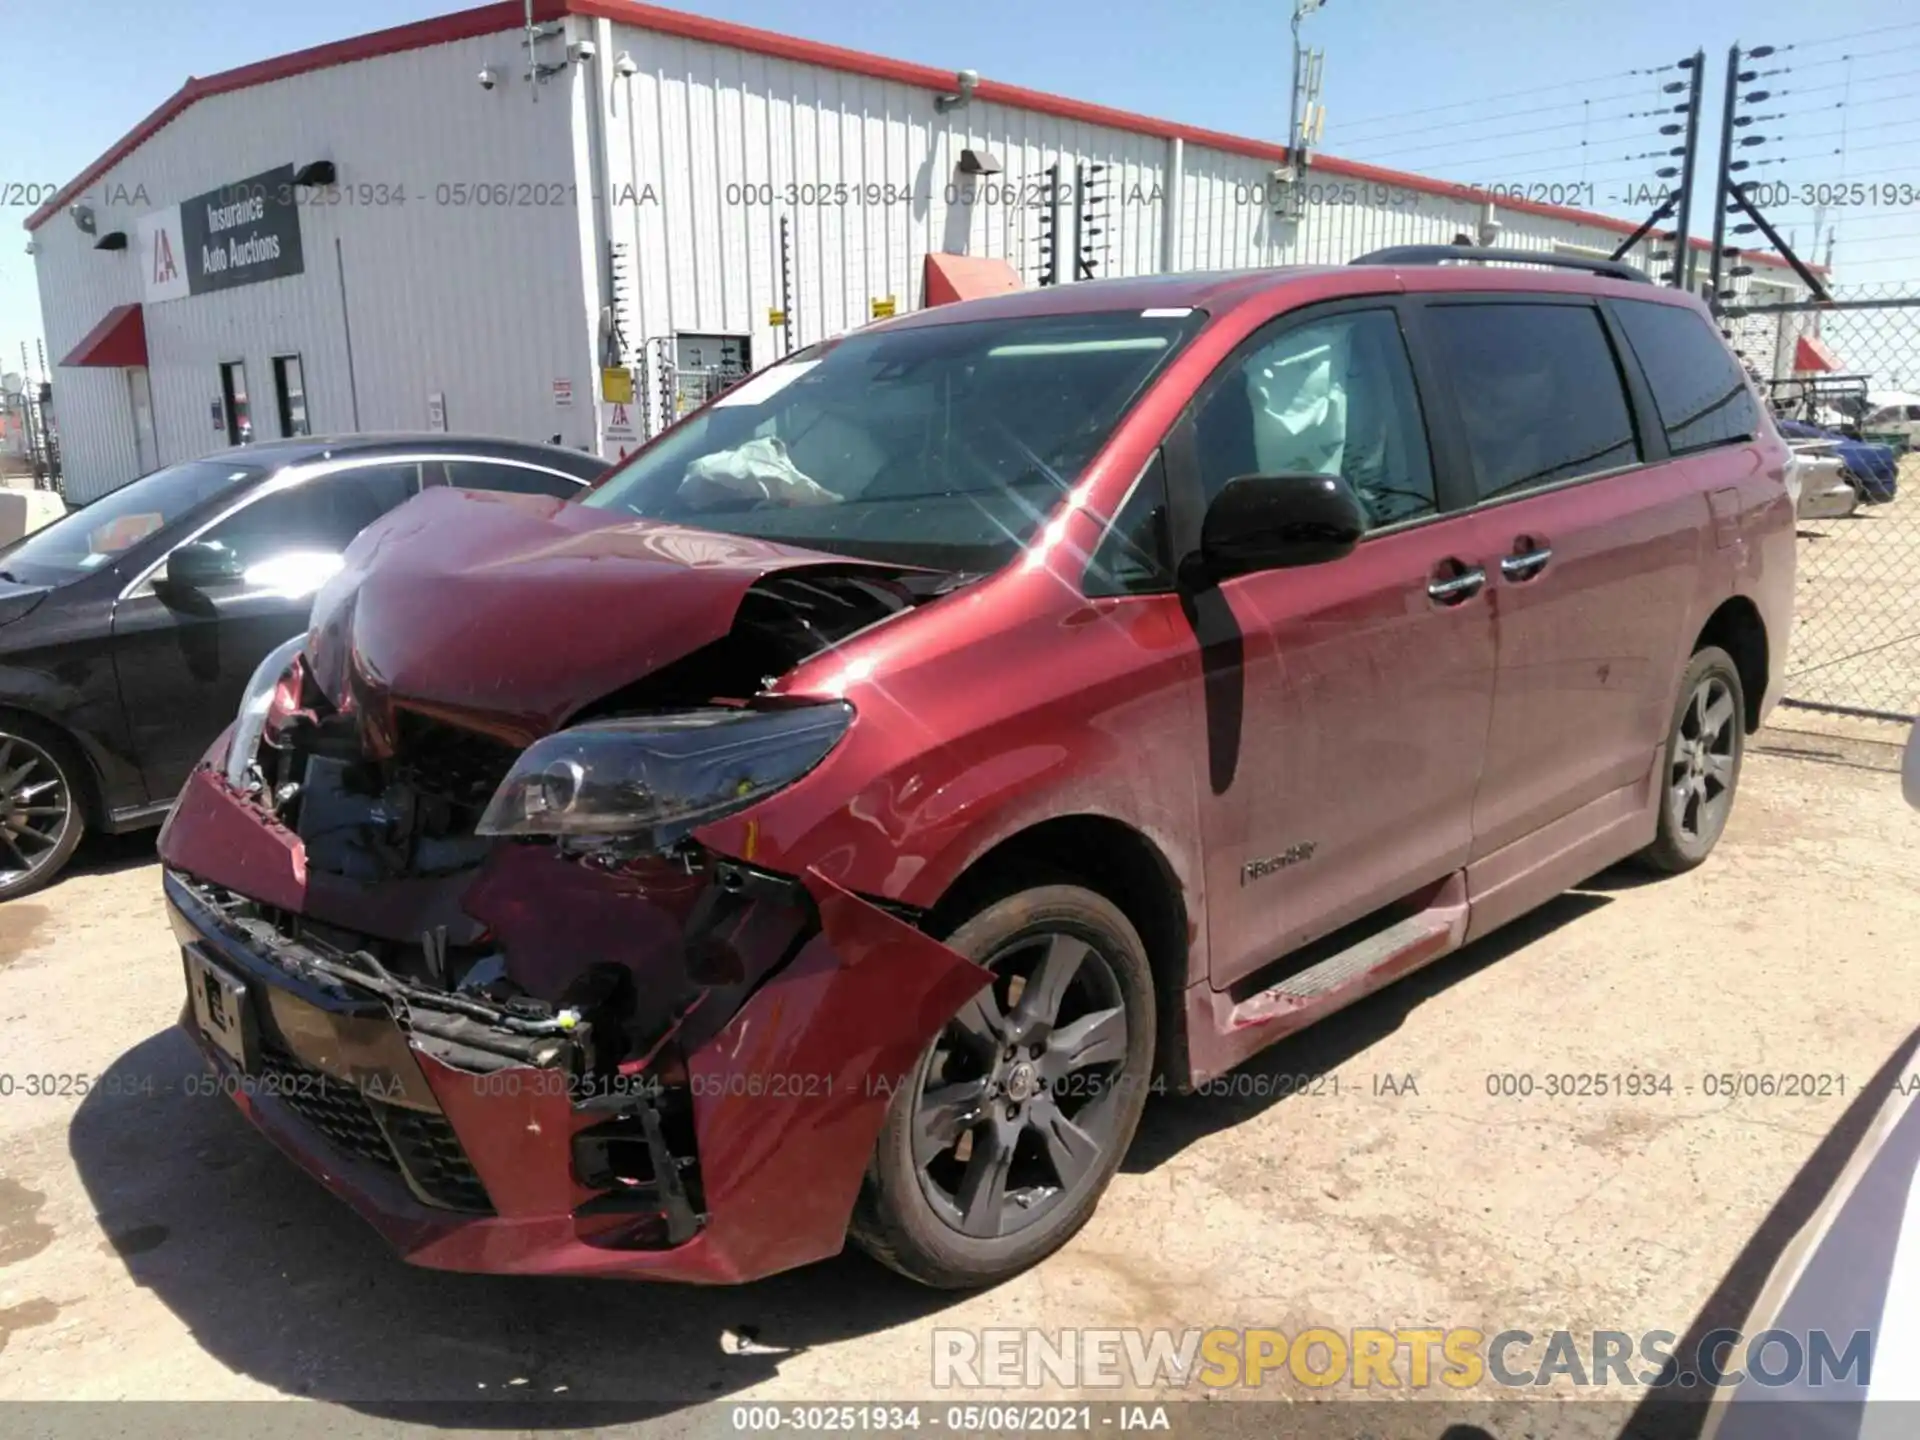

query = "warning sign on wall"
[[603, 402, 638, 443]]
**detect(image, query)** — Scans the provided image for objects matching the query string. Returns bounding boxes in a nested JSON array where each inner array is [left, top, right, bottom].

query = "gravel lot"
[[0, 720, 1915, 1431]]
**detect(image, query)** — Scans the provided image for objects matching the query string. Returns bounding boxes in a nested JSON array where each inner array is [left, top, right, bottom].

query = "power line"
[[1336, 66, 1659, 132], [1772, 39, 1920, 76], [1767, 115, 1920, 147], [1334, 89, 1657, 146], [1458, 157, 1662, 187], [1781, 64, 1920, 101], [1773, 17, 1920, 51], [1831, 229, 1920, 247], [1351, 113, 1653, 165]]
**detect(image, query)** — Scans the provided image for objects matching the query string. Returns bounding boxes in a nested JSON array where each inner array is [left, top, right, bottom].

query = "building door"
[[127, 367, 158, 474], [273, 355, 310, 437], [219, 361, 252, 445]]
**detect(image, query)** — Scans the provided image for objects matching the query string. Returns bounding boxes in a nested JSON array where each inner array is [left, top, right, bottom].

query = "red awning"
[[923, 253, 1021, 307], [60, 303, 147, 368], [1792, 334, 1842, 374]]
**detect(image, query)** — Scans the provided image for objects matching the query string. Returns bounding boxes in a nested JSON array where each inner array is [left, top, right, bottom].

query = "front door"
[[128, 367, 158, 474], [111, 462, 423, 801], [1176, 304, 1500, 991]]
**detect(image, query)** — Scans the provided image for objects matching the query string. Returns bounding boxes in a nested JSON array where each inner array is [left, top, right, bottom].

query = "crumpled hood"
[[304, 486, 906, 748]]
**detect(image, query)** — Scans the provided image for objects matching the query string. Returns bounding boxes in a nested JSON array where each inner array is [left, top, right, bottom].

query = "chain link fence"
[[1721, 284, 1920, 719]]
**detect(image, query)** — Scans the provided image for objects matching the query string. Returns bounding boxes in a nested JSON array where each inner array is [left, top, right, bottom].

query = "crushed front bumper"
[[162, 774, 989, 1284]]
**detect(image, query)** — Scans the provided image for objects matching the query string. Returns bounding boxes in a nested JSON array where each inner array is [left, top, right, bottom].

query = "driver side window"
[[192, 464, 419, 588], [1191, 308, 1438, 529]]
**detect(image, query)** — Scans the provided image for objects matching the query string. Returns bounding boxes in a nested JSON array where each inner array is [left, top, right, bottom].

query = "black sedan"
[[0, 435, 606, 898]]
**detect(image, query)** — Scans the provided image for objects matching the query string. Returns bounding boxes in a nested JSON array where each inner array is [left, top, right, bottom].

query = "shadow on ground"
[[70, 1025, 953, 1420], [68, 880, 1620, 1422], [62, 828, 155, 883], [1126, 887, 1612, 1171], [1619, 1024, 1920, 1440]]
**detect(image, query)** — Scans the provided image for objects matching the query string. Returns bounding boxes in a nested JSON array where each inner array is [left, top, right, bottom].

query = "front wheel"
[[851, 885, 1156, 1288], [0, 721, 86, 902], [1636, 646, 1745, 874]]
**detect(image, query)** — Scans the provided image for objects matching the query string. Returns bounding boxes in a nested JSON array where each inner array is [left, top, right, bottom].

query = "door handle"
[[1499, 546, 1553, 581], [1426, 566, 1486, 604]]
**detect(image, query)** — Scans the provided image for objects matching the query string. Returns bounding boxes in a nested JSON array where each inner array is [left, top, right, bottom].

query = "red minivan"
[[159, 248, 1795, 1288]]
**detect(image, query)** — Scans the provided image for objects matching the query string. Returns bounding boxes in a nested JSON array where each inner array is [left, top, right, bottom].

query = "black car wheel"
[[852, 884, 1155, 1288], [0, 720, 86, 902], [1637, 646, 1745, 874]]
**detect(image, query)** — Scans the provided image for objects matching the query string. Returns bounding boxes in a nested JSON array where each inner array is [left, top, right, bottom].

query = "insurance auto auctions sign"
[[141, 164, 304, 303]]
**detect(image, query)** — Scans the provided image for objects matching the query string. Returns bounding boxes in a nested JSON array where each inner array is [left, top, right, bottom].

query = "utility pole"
[[1274, 0, 1329, 224], [1706, 45, 1740, 306], [1608, 51, 1703, 288], [1672, 51, 1704, 291], [1708, 41, 1827, 311], [1287, 0, 1327, 164]]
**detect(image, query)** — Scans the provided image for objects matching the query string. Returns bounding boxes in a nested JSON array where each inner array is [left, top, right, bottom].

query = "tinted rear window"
[[1425, 303, 1640, 502], [1612, 299, 1760, 454]]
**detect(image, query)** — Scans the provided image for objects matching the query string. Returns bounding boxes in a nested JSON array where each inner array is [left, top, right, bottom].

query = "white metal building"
[[28, 0, 1814, 502]]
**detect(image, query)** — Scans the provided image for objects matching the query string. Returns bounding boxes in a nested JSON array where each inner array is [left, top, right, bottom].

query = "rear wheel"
[[0, 721, 86, 901], [1636, 646, 1744, 874], [851, 885, 1155, 1288]]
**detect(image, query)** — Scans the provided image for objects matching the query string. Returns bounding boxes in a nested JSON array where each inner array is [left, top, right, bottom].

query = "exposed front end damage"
[[164, 778, 989, 1281], [157, 501, 993, 1281]]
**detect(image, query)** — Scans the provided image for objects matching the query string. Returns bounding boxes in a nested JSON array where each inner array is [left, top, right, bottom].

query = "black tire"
[[1636, 646, 1745, 875], [0, 714, 88, 902], [850, 884, 1156, 1289]]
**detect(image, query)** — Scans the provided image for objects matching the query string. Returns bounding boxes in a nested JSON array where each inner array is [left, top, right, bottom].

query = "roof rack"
[[1349, 245, 1651, 284]]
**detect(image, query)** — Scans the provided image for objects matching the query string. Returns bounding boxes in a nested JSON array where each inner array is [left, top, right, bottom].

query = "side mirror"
[[1192, 473, 1366, 584], [162, 540, 245, 594]]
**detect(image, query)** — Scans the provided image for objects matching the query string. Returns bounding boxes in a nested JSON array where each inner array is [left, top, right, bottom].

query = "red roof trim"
[[25, 2, 562, 231], [59, 303, 148, 369], [25, 0, 1814, 276]]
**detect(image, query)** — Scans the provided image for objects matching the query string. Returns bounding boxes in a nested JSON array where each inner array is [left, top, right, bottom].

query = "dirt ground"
[[0, 717, 1915, 1430]]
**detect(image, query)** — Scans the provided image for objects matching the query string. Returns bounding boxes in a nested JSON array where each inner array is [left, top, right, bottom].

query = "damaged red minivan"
[[160, 249, 1794, 1288]]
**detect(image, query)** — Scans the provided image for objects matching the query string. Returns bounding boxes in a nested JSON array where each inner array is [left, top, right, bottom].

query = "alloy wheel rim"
[[1669, 676, 1737, 846], [911, 929, 1130, 1240], [0, 734, 71, 890]]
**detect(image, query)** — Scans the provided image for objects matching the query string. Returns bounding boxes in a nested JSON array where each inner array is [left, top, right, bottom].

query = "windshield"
[[582, 308, 1205, 570], [0, 460, 263, 588]]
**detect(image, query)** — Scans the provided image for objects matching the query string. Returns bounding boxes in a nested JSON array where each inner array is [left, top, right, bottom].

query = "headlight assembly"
[[475, 702, 854, 848], [225, 634, 308, 791]]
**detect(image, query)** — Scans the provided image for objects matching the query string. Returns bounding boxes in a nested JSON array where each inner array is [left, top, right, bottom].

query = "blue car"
[[1777, 418, 1899, 503]]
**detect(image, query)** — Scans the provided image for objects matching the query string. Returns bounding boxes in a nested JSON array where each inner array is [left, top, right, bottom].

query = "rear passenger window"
[[1427, 303, 1640, 502], [1612, 299, 1761, 454], [1191, 309, 1438, 530]]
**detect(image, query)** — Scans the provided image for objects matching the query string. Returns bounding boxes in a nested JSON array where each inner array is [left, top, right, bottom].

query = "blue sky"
[[4, 0, 1916, 375]]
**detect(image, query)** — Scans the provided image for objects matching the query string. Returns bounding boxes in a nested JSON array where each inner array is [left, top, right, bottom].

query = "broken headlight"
[[475, 702, 854, 846], [225, 633, 307, 791]]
